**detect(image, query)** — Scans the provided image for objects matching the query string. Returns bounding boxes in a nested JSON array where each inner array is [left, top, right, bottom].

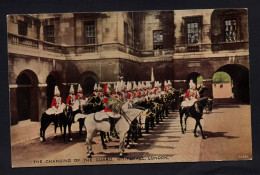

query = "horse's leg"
[[86, 130, 94, 158], [179, 109, 184, 134], [156, 111, 159, 124], [184, 115, 188, 132], [150, 114, 154, 129], [165, 104, 169, 117], [119, 132, 126, 157], [100, 131, 107, 149], [145, 117, 149, 134], [126, 129, 131, 149], [63, 124, 67, 144], [79, 119, 84, 137], [60, 122, 63, 135], [68, 123, 72, 141], [198, 120, 206, 139], [42, 120, 51, 142], [194, 121, 199, 137], [107, 132, 111, 141]]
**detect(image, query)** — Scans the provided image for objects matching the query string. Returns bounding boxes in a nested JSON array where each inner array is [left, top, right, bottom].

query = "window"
[[224, 19, 237, 42], [187, 22, 199, 44], [18, 21, 27, 36], [44, 25, 55, 43], [84, 21, 96, 44], [124, 22, 128, 45], [183, 16, 202, 45], [153, 30, 163, 50]]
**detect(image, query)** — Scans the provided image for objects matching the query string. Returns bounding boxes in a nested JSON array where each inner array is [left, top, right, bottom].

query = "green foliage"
[[197, 75, 203, 84], [213, 71, 231, 83]]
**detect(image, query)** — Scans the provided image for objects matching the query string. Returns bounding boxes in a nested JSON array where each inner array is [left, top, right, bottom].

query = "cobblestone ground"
[[11, 105, 252, 167]]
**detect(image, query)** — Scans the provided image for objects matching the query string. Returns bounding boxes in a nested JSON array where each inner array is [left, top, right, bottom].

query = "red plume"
[[103, 83, 108, 95]]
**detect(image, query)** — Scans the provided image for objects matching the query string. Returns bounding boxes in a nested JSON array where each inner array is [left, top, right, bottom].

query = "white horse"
[[74, 100, 148, 157]]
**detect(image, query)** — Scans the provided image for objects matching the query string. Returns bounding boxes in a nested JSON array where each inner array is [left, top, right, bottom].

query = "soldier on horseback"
[[181, 80, 200, 113], [51, 86, 64, 113], [66, 85, 76, 106], [76, 84, 86, 101], [103, 83, 121, 138]]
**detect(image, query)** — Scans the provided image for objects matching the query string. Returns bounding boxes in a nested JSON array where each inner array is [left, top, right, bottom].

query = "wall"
[[212, 83, 232, 98]]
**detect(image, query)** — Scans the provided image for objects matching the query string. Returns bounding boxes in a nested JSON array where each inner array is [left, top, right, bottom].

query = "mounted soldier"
[[181, 79, 200, 109], [103, 83, 121, 137], [76, 84, 86, 101], [51, 86, 64, 113], [66, 85, 76, 106], [126, 81, 132, 102]]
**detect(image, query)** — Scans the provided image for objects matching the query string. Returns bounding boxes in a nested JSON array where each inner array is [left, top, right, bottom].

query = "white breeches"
[[181, 98, 197, 107]]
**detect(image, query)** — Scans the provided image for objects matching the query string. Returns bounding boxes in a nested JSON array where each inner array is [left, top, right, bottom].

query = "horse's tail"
[[93, 113, 110, 123]]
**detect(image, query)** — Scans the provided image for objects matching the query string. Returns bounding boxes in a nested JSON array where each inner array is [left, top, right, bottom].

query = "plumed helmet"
[[78, 84, 83, 92], [54, 86, 60, 95], [189, 79, 196, 89], [69, 85, 74, 93]]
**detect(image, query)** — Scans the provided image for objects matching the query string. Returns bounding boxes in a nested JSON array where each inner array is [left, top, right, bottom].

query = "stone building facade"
[[7, 9, 249, 125]]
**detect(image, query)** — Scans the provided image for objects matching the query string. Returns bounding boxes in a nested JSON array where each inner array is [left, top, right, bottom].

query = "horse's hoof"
[[103, 145, 107, 149], [87, 154, 92, 158], [70, 138, 73, 141], [119, 153, 124, 158], [40, 137, 43, 142], [105, 139, 108, 143], [90, 151, 94, 155], [64, 141, 68, 144], [182, 131, 184, 134], [108, 138, 112, 141], [194, 134, 199, 137], [202, 136, 207, 139], [126, 145, 130, 149]]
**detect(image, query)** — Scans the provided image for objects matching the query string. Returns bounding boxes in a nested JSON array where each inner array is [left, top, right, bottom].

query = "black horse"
[[40, 104, 73, 143], [179, 97, 212, 139]]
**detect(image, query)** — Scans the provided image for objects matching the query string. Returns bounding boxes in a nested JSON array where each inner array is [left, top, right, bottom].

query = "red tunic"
[[127, 92, 131, 99], [164, 86, 167, 92], [66, 94, 76, 105], [76, 93, 86, 100], [133, 91, 136, 98], [103, 97, 112, 112], [51, 96, 63, 109], [138, 91, 141, 98], [154, 88, 157, 95], [184, 90, 198, 100]]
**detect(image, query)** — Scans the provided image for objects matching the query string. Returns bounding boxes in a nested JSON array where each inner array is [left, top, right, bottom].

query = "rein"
[[120, 110, 140, 132]]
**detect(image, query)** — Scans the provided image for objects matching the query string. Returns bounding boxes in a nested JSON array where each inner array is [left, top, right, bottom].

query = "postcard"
[[8, 8, 251, 167]]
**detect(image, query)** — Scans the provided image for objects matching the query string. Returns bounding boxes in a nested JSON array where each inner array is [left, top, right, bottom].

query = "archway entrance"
[[79, 71, 99, 96], [46, 72, 61, 108], [212, 71, 232, 99], [186, 72, 203, 89], [16, 70, 39, 122], [214, 64, 250, 104]]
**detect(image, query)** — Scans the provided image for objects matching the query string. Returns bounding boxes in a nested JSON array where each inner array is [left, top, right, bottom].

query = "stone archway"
[[16, 69, 39, 122], [79, 71, 99, 96], [214, 64, 249, 103], [186, 72, 202, 88]]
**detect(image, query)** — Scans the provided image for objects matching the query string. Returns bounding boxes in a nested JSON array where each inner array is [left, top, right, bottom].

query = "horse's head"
[[206, 96, 213, 110], [64, 104, 73, 120], [197, 97, 210, 109]]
